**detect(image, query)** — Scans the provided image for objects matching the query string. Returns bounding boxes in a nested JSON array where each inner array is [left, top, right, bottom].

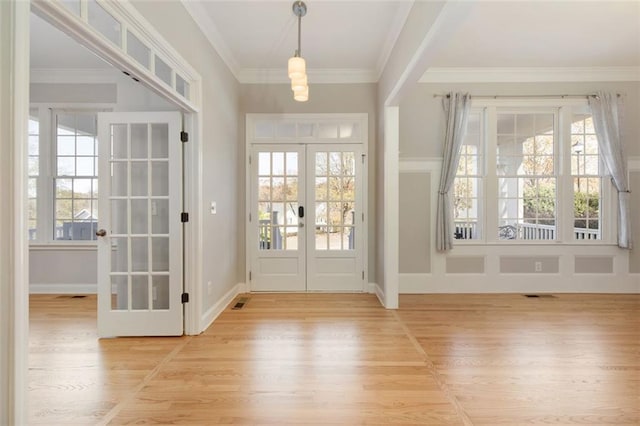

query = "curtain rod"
[[433, 93, 621, 99]]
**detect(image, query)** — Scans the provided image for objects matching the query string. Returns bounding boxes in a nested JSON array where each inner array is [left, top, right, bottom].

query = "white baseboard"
[[399, 273, 640, 294], [200, 282, 247, 333], [372, 282, 386, 307], [29, 283, 97, 294], [366, 282, 376, 294]]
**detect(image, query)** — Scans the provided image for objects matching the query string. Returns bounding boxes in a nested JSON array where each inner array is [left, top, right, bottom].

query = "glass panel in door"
[[314, 151, 356, 251]]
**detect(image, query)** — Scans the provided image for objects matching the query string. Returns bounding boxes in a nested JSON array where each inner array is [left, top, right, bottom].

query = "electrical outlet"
[[210, 201, 217, 215], [534, 261, 542, 272]]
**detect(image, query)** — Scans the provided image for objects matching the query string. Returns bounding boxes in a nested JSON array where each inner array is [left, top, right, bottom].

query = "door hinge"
[[249, 155, 252, 165], [181, 292, 189, 303], [249, 271, 252, 281], [361, 153, 366, 163], [362, 212, 364, 222], [249, 213, 252, 222], [181, 212, 189, 223], [180, 131, 189, 142], [362, 270, 365, 280]]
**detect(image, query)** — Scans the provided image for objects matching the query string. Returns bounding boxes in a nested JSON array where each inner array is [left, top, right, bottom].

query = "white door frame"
[[29, 0, 205, 335], [0, 1, 30, 424], [3, 1, 205, 422], [245, 113, 369, 292]]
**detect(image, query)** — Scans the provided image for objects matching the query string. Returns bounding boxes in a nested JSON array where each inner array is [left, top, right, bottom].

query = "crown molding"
[[420, 67, 640, 83], [30, 68, 119, 84], [181, 0, 239, 78], [238, 68, 378, 84], [375, 1, 414, 80]]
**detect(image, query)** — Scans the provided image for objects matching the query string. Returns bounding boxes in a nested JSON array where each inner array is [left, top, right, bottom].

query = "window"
[[571, 114, 602, 240], [454, 111, 483, 240], [454, 101, 610, 244], [497, 112, 556, 240], [54, 112, 99, 241], [28, 110, 39, 240]]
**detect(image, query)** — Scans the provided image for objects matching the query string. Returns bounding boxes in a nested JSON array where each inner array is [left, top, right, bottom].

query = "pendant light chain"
[[288, 1, 308, 102]]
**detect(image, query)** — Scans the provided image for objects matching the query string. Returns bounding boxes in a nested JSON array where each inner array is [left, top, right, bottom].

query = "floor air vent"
[[232, 297, 249, 310], [523, 294, 556, 298]]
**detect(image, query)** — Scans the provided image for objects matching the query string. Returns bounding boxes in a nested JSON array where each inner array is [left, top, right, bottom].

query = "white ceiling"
[[30, 1, 640, 84], [183, 0, 413, 82], [30, 12, 111, 70], [428, 1, 640, 68], [185, 0, 640, 83]]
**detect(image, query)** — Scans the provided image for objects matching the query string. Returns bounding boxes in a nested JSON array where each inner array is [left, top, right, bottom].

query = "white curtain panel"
[[588, 92, 633, 249], [436, 92, 471, 252]]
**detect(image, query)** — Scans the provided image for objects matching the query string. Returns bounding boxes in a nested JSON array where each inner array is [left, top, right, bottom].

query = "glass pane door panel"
[[131, 275, 149, 310], [152, 162, 169, 196], [152, 237, 169, 271], [131, 200, 148, 234], [111, 199, 128, 235], [151, 199, 169, 234], [110, 275, 128, 310], [131, 237, 149, 272], [257, 151, 299, 251], [131, 124, 148, 158], [131, 162, 148, 196], [152, 276, 170, 309], [111, 124, 128, 159], [111, 162, 127, 196], [151, 124, 169, 158], [110, 238, 128, 272]]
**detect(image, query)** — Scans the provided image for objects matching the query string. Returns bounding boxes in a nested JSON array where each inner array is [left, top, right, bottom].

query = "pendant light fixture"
[[288, 1, 308, 102]]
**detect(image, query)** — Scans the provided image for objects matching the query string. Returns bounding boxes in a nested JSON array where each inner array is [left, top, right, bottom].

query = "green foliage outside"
[[523, 185, 599, 228]]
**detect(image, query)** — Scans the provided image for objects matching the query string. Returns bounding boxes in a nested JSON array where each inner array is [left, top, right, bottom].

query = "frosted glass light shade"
[[294, 85, 309, 102], [291, 75, 308, 92], [288, 56, 306, 80]]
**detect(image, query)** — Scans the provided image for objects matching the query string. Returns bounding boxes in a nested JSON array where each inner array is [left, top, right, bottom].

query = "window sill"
[[453, 240, 617, 247], [29, 242, 97, 251]]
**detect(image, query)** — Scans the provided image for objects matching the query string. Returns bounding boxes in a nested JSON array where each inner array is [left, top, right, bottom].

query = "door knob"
[[96, 229, 107, 237]]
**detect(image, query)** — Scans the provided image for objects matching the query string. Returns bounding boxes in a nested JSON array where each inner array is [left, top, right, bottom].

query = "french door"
[[250, 144, 365, 292], [97, 112, 183, 337]]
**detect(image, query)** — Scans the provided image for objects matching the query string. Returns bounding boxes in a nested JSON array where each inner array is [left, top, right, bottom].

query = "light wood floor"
[[29, 293, 639, 425]]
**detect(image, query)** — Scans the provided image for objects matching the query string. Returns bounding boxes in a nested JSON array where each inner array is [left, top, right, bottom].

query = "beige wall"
[[239, 83, 377, 283], [131, 1, 241, 314], [399, 173, 430, 273]]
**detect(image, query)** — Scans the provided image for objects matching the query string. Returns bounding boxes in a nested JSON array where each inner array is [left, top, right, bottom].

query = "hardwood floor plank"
[[29, 293, 640, 425]]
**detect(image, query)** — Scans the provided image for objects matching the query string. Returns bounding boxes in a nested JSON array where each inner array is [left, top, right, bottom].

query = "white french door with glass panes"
[[249, 135, 365, 292], [306, 144, 364, 291], [97, 112, 182, 337]]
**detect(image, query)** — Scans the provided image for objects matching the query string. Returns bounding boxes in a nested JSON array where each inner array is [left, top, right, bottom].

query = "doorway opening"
[[246, 114, 368, 292]]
